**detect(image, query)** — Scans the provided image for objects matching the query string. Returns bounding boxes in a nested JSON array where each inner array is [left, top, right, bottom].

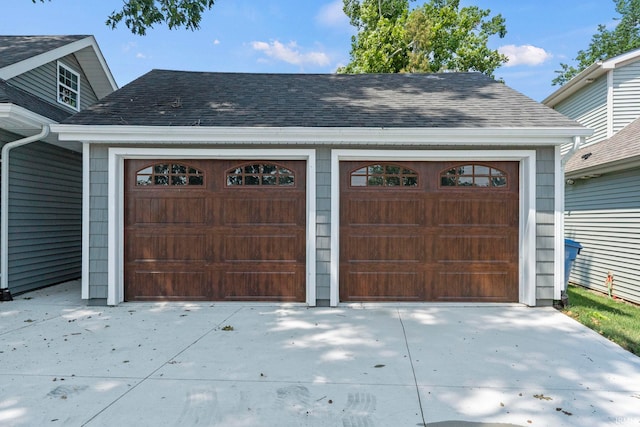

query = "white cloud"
[[251, 40, 330, 66], [316, 0, 348, 27], [135, 52, 147, 59], [498, 44, 552, 67], [212, 39, 220, 45]]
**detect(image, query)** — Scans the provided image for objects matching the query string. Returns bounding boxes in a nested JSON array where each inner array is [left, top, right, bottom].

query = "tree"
[[553, 0, 640, 86], [339, 0, 412, 73], [31, 0, 216, 35], [339, 0, 508, 77]]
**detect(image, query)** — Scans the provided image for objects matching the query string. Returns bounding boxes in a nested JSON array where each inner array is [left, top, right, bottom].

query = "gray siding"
[[612, 60, 640, 133], [555, 76, 607, 152], [7, 141, 82, 294], [315, 148, 331, 305], [565, 169, 640, 304], [0, 128, 18, 144], [89, 145, 109, 299], [8, 53, 98, 112], [88, 145, 557, 306], [535, 146, 556, 305]]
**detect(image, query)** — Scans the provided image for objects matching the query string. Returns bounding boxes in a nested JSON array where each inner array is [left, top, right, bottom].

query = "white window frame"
[[57, 61, 80, 111]]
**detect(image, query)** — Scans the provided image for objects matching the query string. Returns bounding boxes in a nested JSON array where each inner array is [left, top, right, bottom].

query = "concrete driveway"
[[1, 281, 640, 427]]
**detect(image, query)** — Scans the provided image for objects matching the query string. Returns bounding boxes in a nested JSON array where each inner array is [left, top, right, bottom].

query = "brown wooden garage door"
[[340, 161, 519, 302], [124, 159, 306, 302]]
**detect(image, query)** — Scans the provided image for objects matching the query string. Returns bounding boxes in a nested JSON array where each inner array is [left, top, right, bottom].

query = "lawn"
[[562, 285, 640, 357]]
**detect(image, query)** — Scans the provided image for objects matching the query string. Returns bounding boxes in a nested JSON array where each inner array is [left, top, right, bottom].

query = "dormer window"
[[57, 62, 80, 111]]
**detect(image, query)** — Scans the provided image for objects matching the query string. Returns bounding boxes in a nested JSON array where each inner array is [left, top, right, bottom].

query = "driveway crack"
[[398, 308, 427, 426], [81, 305, 244, 426]]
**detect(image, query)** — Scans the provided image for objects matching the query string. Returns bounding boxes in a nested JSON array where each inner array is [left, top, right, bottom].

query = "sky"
[[2, 0, 621, 102]]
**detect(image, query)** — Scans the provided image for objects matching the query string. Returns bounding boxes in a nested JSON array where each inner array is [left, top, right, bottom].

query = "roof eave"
[[543, 47, 640, 108], [0, 36, 117, 98], [566, 155, 640, 178], [0, 103, 56, 135], [542, 62, 605, 107], [51, 124, 592, 145]]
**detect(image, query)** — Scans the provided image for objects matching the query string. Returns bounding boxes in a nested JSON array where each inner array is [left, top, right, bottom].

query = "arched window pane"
[[226, 163, 295, 186], [440, 164, 508, 188], [136, 163, 204, 187], [349, 164, 418, 187]]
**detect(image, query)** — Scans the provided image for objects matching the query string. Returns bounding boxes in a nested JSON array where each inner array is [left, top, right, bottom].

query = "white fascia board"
[[83, 35, 118, 93], [52, 125, 592, 145], [0, 103, 55, 132], [542, 62, 605, 108], [543, 48, 640, 108], [0, 36, 117, 96], [602, 47, 640, 69], [0, 37, 93, 80]]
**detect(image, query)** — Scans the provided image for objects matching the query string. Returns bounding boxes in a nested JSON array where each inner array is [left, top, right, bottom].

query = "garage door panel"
[[343, 198, 426, 226], [222, 234, 304, 262], [341, 271, 424, 301], [217, 271, 303, 301], [222, 197, 303, 226], [436, 198, 517, 227], [126, 233, 207, 262], [125, 271, 209, 301], [431, 271, 517, 302], [343, 235, 424, 261], [436, 234, 516, 263], [130, 196, 207, 225]]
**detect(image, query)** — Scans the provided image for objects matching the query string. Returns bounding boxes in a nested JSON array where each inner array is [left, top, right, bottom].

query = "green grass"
[[561, 285, 640, 357]]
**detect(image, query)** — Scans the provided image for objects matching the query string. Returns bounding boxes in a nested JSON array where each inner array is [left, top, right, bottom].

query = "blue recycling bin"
[[564, 238, 583, 287]]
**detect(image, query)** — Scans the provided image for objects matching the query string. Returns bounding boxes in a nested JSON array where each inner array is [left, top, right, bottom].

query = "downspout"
[[0, 125, 50, 301], [562, 135, 583, 165]]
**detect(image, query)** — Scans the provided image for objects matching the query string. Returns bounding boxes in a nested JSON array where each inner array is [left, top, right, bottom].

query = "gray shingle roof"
[[566, 117, 640, 174], [0, 35, 88, 69], [0, 79, 71, 122], [63, 70, 582, 128]]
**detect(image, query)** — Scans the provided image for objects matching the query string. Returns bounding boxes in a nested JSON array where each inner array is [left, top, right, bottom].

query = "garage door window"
[[350, 163, 418, 187], [440, 164, 507, 188], [226, 163, 295, 186], [136, 163, 204, 186]]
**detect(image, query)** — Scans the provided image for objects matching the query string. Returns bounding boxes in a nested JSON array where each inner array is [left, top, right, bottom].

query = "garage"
[[340, 160, 519, 302], [124, 159, 307, 302]]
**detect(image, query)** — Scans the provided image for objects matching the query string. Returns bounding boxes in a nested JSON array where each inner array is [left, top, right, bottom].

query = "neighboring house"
[[52, 70, 588, 307], [0, 35, 117, 300], [544, 48, 640, 305]]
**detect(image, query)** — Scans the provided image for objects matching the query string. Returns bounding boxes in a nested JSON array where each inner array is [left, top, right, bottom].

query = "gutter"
[[0, 125, 50, 301]]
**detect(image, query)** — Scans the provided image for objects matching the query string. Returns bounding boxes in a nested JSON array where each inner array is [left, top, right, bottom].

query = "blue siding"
[[565, 169, 640, 304], [8, 54, 98, 112], [7, 142, 82, 293]]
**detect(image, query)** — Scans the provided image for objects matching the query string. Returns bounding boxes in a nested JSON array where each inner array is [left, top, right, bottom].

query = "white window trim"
[[57, 61, 80, 111], [330, 149, 537, 307], [107, 148, 316, 306]]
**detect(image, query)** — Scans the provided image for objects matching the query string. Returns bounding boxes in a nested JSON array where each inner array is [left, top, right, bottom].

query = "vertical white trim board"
[[81, 143, 90, 299]]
